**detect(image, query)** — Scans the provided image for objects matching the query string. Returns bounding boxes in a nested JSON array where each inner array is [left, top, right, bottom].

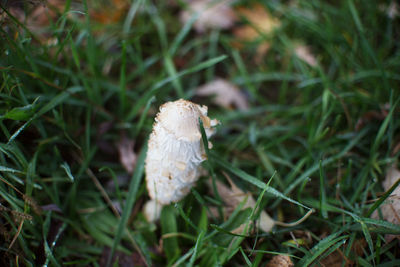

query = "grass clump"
[[0, 0, 399, 266]]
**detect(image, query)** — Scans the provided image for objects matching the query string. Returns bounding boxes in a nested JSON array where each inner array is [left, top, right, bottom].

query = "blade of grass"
[[122, 0, 143, 35], [297, 234, 348, 266], [161, 205, 181, 262], [199, 119, 224, 219], [188, 230, 205, 267], [119, 40, 127, 115], [239, 247, 252, 267], [211, 153, 311, 210], [175, 203, 199, 232], [366, 178, 400, 217], [319, 160, 328, 218], [360, 220, 375, 265], [106, 143, 148, 267], [127, 55, 227, 120]]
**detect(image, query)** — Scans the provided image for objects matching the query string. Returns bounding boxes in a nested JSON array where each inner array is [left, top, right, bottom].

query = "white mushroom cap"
[[145, 99, 219, 205], [156, 99, 217, 142]]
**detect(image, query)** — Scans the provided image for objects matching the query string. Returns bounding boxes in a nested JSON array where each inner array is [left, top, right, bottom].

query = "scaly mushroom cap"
[[156, 99, 217, 142], [145, 99, 219, 205]]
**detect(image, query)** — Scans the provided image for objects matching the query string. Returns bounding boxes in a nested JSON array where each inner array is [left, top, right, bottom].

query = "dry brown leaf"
[[319, 238, 365, 266], [294, 44, 318, 67], [319, 251, 349, 267], [381, 1, 399, 19], [99, 246, 146, 267], [1, 6, 24, 26], [180, 0, 236, 33], [233, 4, 280, 59], [234, 4, 280, 41], [28, 0, 83, 42], [90, 0, 129, 24], [5, 1, 83, 44], [27, 0, 65, 29], [209, 175, 275, 233], [195, 78, 249, 110], [265, 255, 293, 267], [393, 141, 400, 156], [117, 136, 137, 174], [355, 104, 389, 131], [352, 238, 367, 257], [372, 164, 400, 242]]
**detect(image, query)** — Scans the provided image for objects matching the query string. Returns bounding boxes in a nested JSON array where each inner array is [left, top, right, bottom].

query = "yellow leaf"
[[234, 4, 281, 41], [232, 4, 280, 59]]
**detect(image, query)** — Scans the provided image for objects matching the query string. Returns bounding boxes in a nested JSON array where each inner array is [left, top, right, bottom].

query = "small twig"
[[389, 204, 400, 223], [8, 220, 24, 250], [274, 209, 315, 227], [85, 167, 120, 218], [289, 231, 299, 247], [0, 66, 63, 90], [74, 154, 148, 266], [327, 87, 352, 129], [0, 176, 24, 196]]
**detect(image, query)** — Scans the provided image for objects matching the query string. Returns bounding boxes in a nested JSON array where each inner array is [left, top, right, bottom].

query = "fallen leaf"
[[233, 4, 280, 59], [387, 2, 399, 18], [99, 247, 144, 267], [319, 251, 349, 267], [234, 4, 280, 41], [352, 238, 367, 258], [27, 0, 65, 29], [392, 141, 400, 156], [28, 0, 81, 43], [372, 164, 400, 242], [180, 0, 236, 33], [0, 4, 25, 26], [6, 0, 83, 44], [319, 238, 365, 266], [265, 255, 293, 267], [355, 104, 389, 131], [90, 0, 129, 24], [117, 136, 137, 174], [195, 78, 249, 110], [209, 173, 275, 233], [294, 44, 318, 67]]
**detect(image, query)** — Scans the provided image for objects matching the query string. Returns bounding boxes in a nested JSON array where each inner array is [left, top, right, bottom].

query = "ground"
[[0, 0, 399, 266]]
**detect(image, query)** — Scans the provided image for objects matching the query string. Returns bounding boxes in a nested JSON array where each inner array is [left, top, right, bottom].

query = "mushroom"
[[144, 99, 219, 221]]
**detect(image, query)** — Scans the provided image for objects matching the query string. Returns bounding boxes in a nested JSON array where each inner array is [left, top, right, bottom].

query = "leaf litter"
[[233, 3, 281, 59], [195, 78, 249, 110], [265, 255, 294, 267], [180, 0, 236, 33], [117, 135, 137, 174], [372, 163, 400, 242], [208, 172, 275, 233]]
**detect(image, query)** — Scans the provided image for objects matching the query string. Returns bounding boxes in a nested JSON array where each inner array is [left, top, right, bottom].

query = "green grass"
[[1, 0, 400, 266]]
